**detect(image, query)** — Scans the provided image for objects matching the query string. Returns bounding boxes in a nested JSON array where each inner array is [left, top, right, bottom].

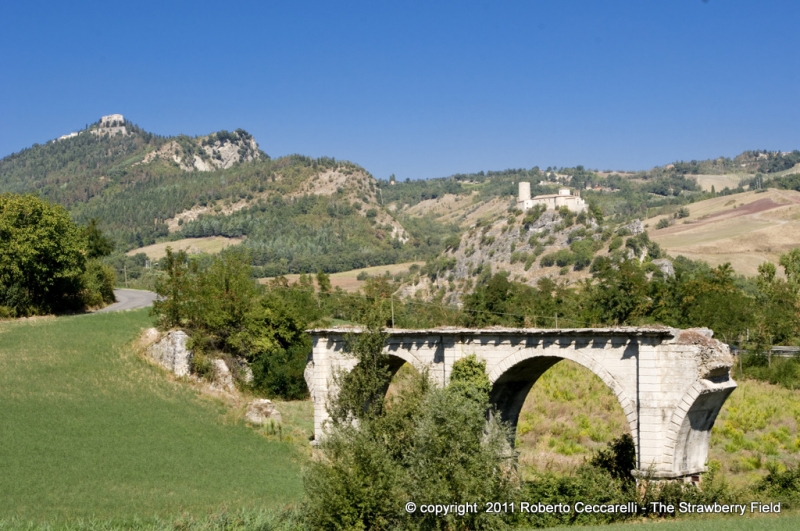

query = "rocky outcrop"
[[619, 219, 644, 235], [652, 258, 675, 278], [146, 330, 192, 377], [211, 359, 235, 392], [245, 399, 282, 425], [139, 130, 260, 172]]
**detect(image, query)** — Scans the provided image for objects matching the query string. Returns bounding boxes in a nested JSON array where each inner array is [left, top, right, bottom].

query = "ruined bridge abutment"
[[305, 327, 736, 480]]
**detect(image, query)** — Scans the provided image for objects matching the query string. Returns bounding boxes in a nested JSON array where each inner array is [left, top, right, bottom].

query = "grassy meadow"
[[0, 310, 304, 523], [538, 514, 800, 531]]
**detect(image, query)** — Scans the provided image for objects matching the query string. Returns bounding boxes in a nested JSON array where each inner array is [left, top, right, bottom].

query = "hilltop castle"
[[517, 182, 587, 213]]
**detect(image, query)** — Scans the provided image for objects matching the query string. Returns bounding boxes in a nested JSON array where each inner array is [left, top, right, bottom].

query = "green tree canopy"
[[0, 193, 87, 315]]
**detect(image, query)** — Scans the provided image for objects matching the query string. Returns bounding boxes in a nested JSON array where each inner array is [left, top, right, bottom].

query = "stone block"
[[245, 399, 282, 425]]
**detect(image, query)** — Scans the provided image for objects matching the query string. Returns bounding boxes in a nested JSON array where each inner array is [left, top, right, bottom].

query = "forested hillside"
[[0, 117, 458, 277]]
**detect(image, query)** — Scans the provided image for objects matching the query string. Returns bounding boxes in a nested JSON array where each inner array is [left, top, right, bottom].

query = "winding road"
[[96, 289, 158, 313]]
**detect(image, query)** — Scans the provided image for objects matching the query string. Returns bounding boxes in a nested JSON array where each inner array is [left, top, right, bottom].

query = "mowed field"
[[126, 236, 244, 260], [692, 174, 748, 192], [647, 188, 800, 276], [259, 261, 424, 292], [0, 310, 303, 522]]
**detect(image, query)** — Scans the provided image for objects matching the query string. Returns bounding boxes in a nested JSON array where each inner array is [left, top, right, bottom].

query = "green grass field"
[[3, 310, 799, 530], [0, 310, 303, 523], [540, 514, 800, 531]]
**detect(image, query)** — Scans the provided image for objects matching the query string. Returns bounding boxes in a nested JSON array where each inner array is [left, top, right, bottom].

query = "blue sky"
[[2, 1, 798, 180]]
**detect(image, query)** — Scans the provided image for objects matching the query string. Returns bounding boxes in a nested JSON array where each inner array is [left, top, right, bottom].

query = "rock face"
[[240, 362, 254, 384], [211, 359, 235, 392], [652, 258, 676, 278], [620, 219, 644, 235], [245, 399, 282, 424], [139, 130, 260, 172], [428, 209, 600, 305], [146, 330, 192, 376]]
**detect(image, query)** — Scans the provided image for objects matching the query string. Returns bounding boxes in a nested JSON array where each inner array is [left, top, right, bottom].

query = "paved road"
[[96, 289, 158, 313]]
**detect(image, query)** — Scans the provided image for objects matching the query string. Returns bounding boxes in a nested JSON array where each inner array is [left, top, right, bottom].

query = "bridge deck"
[[309, 326, 677, 337]]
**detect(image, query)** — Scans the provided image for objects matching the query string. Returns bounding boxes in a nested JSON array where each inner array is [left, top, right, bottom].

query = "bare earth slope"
[[648, 188, 800, 276]]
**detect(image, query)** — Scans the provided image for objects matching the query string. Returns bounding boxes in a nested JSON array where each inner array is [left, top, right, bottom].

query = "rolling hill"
[[4, 115, 800, 287], [0, 115, 455, 278], [647, 188, 800, 276]]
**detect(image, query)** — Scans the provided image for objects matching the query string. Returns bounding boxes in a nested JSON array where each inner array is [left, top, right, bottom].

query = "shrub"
[[524, 254, 535, 271], [656, 218, 670, 229], [522, 205, 546, 226], [540, 253, 556, 267], [590, 434, 636, 481], [356, 271, 370, 281], [554, 249, 576, 267], [189, 350, 215, 380], [444, 234, 461, 252], [570, 239, 595, 271], [539, 253, 556, 267], [81, 260, 117, 308], [151, 248, 312, 399], [510, 251, 527, 265], [755, 463, 800, 504]]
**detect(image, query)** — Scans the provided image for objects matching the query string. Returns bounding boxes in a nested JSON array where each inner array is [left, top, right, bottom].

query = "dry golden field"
[[126, 236, 244, 260], [259, 261, 424, 292], [648, 188, 800, 276]]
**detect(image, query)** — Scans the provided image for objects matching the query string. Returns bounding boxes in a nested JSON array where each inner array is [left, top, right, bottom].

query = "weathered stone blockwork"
[[306, 326, 736, 480]]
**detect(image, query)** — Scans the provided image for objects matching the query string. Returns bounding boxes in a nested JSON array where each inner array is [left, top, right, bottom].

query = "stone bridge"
[[305, 326, 736, 480]]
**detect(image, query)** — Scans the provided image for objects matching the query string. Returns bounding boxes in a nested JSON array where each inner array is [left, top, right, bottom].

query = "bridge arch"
[[487, 349, 638, 447]]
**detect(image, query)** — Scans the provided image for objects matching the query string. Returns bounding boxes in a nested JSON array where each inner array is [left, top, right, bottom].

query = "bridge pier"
[[306, 326, 735, 480]]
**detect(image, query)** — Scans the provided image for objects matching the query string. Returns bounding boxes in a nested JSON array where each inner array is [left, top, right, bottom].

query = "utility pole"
[[555, 314, 558, 329], [391, 297, 395, 328], [124, 265, 128, 288]]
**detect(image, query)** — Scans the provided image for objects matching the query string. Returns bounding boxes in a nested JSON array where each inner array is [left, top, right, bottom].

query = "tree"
[[779, 249, 800, 292], [678, 263, 753, 343], [83, 218, 114, 259], [305, 322, 519, 531], [151, 248, 197, 328], [328, 309, 392, 424], [587, 259, 650, 325], [0, 193, 87, 315], [316, 270, 332, 295]]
